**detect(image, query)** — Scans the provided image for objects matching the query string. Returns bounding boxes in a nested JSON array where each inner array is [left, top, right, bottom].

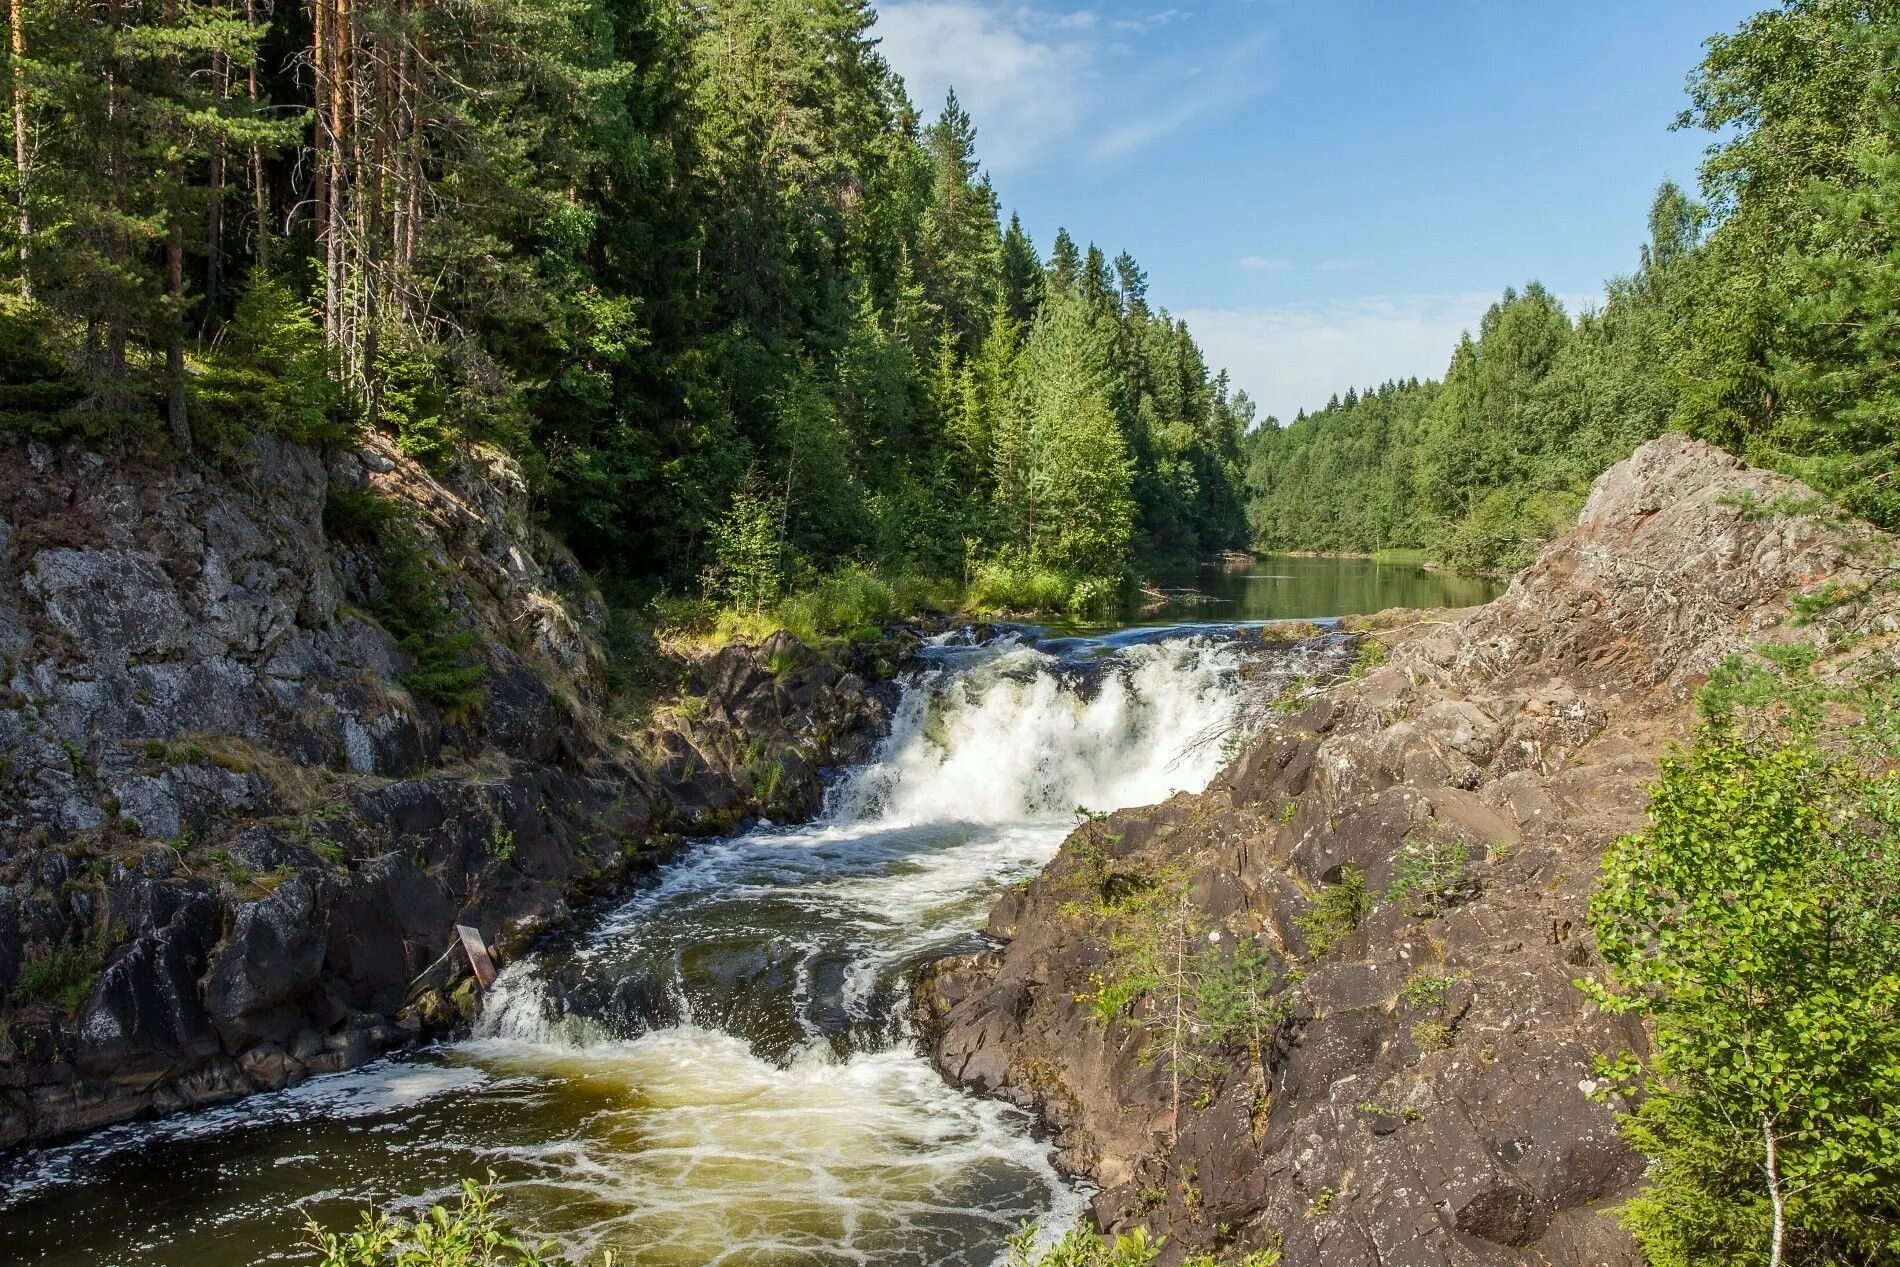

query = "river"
[[0, 557, 1498, 1266]]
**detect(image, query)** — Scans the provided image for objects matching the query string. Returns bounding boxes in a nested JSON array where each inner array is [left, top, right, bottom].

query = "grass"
[[662, 558, 1122, 653], [671, 566, 960, 651], [1369, 547, 1432, 566], [13, 934, 110, 1012]]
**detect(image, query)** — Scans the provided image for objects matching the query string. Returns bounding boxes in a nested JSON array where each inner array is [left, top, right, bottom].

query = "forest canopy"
[[0, 0, 1251, 610]]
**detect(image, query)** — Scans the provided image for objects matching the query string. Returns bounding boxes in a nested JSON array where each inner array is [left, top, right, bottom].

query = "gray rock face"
[[918, 437, 1887, 1267], [0, 432, 900, 1147]]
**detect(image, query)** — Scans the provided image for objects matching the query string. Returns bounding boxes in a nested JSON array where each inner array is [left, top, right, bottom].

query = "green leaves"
[[1586, 721, 1900, 1264], [302, 1175, 566, 1266]]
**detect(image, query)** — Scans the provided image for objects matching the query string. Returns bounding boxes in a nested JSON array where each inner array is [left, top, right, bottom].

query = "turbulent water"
[[0, 626, 1326, 1267]]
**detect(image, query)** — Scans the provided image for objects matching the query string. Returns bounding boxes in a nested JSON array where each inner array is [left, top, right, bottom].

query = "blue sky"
[[874, 0, 1762, 423]]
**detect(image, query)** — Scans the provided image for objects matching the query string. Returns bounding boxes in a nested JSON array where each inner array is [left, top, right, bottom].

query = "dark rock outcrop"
[[918, 437, 1887, 1267], [0, 432, 899, 1147]]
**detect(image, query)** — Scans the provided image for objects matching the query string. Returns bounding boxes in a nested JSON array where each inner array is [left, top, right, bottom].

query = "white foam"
[[830, 638, 1244, 827], [455, 1023, 1086, 1266]]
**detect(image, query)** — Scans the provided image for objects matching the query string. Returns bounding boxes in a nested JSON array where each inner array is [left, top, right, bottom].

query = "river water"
[[0, 559, 1498, 1267]]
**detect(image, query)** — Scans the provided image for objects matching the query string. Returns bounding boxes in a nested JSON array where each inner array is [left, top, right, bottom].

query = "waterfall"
[[827, 635, 1249, 827]]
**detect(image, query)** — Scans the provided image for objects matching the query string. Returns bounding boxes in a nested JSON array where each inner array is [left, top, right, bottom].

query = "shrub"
[[702, 474, 786, 614], [1294, 867, 1368, 957], [1067, 868, 1287, 1129], [192, 272, 345, 451], [1004, 1223, 1163, 1267], [0, 293, 84, 436], [965, 552, 1122, 620], [1585, 725, 1900, 1265], [12, 934, 109, 1012], [1401, 969, 1462, 1011], [301, 1176, 565, 1266], [1384, 836, 1477, 916], [324, 486, 487, 715]]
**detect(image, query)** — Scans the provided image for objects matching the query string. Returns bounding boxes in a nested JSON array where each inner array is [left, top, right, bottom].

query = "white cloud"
[[1238, 255, 1291, 272], [1180, 294, 1494, 424], [1089, 28, 1272, 162], [875, 2, 1097, 172], [1110, 7, 1186, 32], [876, 1, 1265, 172]]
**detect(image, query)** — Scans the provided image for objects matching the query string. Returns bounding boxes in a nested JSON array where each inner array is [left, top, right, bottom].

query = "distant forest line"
[[1246, 1, 1900, 575]]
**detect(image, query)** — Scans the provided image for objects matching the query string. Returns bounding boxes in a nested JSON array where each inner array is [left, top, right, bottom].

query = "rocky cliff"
[[917, 437, 1887, 1267], [0, 432, 896, 1147]]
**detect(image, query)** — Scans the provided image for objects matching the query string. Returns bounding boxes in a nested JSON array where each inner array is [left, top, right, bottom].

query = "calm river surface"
[[0, 557, 1497, 1266]]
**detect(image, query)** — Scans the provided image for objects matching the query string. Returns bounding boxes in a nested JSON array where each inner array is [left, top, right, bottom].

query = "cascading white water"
[[829, 636, 1246, 827], [1, 629, 1273, 1267], [454, 633, 1259, 1265]]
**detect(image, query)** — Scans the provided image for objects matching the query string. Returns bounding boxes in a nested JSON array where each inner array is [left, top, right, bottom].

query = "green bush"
[[705, 565, 957, 649], [301, 1176, 566, 1266], [192, 272, 346, 451], [1004, 1223, 1163, 1267], [967, 552, 1119, 618], [1438, 486, 1582, 576], [702, 475, 786, 614], [324, 486, 487, 715], [1585, 725, 1900, 1265], [12, 935, 109, 1012], [1294, 867, 1369, 957], [1384, 837, 1477, 916], [0, 293, 84, 436]]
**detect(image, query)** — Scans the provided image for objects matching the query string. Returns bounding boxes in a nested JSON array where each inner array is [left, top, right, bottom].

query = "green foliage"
[[0, 294, 83, 436], [301, 1175, 568, 1266], [1401, 969, 1462, 1011], [12, 933, 109, 1012], [192, 273, 344, 451], [702, 565, 958, 649], [1003, 1223, 1163, 1267], [485, 828, 517, 865], [324, 487, 487, 715], [1065, 862, 1286, 1124], [701, 475, 786, 614], [1384, 836, 1478, 916], [1293, 867, 1368, 957], [966, 552, 1117, 618], [1584, 717, 1900, 1265]]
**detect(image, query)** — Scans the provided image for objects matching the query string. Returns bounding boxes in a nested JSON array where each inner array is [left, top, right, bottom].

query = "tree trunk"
[[205, 48, 227, 308], [8, 0, 28, 294], [1763, 1114, 1785, 1267], [246, 0, 266, 266], [167, 213, 190, 452]]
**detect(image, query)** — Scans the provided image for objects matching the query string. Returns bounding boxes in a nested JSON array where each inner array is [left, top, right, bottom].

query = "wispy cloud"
[[1180, 295, 1493, 424], [1089, 29, 1274, 161], [1238, 255, 1292, 272], [877, 1, 1270, 173], [1110, 7, 1186, 33], [875, 2, 1097, 171]]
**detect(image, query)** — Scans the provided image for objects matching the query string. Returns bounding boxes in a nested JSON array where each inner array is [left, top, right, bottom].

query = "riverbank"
[[2, 615, 1346, 1264], [918, 437, 1883, 1266], [0, 432, 909, 1148]]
